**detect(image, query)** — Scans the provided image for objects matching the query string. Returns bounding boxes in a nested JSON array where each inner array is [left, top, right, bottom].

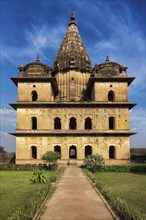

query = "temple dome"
[[18, 55, 52, 77], [52, 10, 92, 74], [93, 56, 126, 77]]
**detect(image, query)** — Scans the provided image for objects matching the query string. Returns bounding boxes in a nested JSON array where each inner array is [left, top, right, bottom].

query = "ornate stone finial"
[[18, 65, 24, 72], [36, 55, 40, 62], [105, 56, 110, 62], [121, 64, 128, 72], [68, 9, 77, 26], [71, 10, 75, 20]]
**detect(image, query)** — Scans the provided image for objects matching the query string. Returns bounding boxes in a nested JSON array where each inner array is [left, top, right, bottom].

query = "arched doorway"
[[69, 146, 77, 159], [109, 146, 116, 159], [85, 145, 92, 157]]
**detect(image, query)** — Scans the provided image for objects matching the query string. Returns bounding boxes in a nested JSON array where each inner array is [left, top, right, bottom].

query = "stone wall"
[[16, 107, 129, 130], [15, 136, 130, 164], [17, 82, 54, 102], [92, 82, 128, 101]]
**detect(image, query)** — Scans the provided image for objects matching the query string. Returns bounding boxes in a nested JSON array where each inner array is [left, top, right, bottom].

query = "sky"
[[0, 0, 145, 152]]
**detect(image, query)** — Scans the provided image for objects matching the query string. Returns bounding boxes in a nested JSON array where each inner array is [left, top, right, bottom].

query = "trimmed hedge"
[[83, 164, 146, 173], [131, 155, 146, 163], [0, 163, 55, 171]]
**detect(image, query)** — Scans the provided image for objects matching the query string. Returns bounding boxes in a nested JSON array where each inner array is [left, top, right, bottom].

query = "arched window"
[[85, 145, 92, 157], [109, 117, 115, 130], [31, 146, 37, 159], [32, 117, 37, 130], [69, 117, 77, 130], [54, 145, 61, 154], [108, 90, 114, 101], [85, 117, 92, 129], [54, 117, 61, 130], [109, 146, 115, 159], [31, 90, 38, 101]]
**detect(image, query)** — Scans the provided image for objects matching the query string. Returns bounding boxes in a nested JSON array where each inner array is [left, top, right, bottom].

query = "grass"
[[92, 172, 146, 219], [0, 170, 61, 220]]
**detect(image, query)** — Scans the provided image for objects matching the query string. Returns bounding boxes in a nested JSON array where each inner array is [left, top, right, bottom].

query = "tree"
[[42, 151, 61, 170], [0, 145, 7, 153]]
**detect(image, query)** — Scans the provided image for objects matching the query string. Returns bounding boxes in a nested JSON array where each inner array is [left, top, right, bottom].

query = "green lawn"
[[0, 170, 60, 219], [92, 172, 146, 218]]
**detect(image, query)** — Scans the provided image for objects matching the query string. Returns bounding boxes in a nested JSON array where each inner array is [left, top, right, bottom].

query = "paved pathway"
[[40, 166, 114, 220]]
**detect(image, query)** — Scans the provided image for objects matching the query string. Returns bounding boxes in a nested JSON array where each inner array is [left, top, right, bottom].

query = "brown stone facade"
[[10, 11, 136, 165]]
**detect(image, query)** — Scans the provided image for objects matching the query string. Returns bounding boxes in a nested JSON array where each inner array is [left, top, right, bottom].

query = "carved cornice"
[[9, 130, 136, 137], [9, 102, 136, 110]]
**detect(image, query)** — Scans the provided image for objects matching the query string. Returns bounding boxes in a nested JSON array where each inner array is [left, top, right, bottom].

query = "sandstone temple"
[[10, 11, 136, 165]]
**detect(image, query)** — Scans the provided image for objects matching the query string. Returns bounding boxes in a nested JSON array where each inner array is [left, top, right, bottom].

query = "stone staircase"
[[68, 159, 77, 166]]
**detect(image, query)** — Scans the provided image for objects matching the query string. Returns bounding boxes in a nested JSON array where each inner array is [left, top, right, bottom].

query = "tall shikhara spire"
[[53, 10, 91, 73]]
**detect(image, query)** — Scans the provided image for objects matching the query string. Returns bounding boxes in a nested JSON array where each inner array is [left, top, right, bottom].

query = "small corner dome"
[[18, 55, 52, 77], [93, 56, 122, 76]]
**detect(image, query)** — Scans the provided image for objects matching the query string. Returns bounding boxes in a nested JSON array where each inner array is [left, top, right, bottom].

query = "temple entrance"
[[69, 146, 77, 159]]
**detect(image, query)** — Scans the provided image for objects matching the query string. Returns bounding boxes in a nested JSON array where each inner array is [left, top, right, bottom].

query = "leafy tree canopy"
[[42, 151, 61, 163]]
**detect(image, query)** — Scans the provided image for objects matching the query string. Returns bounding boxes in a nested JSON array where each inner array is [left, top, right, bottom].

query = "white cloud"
[[129, 108, 146, 148], [1, 23, 66, 65], [0, 109, 16, 152], [130, 108, 145, 133], [0, 108, 16, 127], [0, 131, 16, 152], [25, 23, 66, 51]]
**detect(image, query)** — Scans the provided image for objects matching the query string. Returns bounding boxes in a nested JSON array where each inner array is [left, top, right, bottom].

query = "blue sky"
[[0, 0, 145, 152]]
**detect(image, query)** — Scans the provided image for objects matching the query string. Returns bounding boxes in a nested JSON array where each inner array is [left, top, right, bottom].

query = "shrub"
[[50, 176, 57, 182], [83, 154, 105, 172], [83, 164, 146, 173], [42, 151, 61, 170], [98, 165, 131, 172], [131, 155, 146, 163], [131, 164, 146, 173], [30, 169, 47, 184]]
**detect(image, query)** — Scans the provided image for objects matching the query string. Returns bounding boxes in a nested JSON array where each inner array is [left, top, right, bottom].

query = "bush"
[[131, 164, 146, 173], [0, 163, 54, 171], [30, 169, 47, 184], [83, 154, 105, 172], [98, 165, 131, 172], [50, 176, 57, 182], [131, 155, 146, 163], [42, 151, 61, 170], [83, 163, 146, 173]]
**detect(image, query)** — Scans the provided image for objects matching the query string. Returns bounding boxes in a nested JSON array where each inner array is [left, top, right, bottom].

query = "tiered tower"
[[10, 11, 136, 165]]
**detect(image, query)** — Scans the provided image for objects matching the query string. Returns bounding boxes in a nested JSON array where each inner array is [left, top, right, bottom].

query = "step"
[[68, 159, 77, 166]]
